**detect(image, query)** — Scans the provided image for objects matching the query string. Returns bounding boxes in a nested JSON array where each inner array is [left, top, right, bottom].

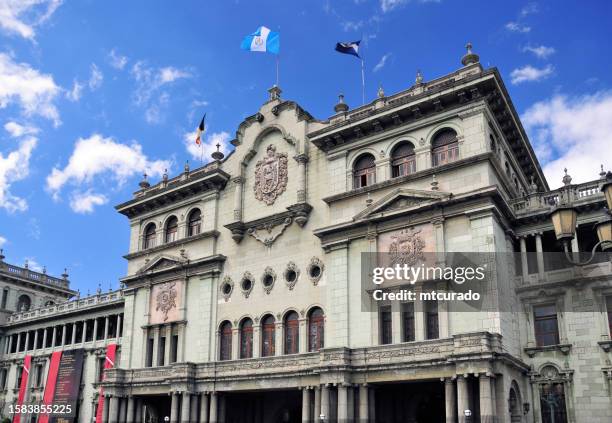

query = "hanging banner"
[[95, 344, 117, 423], [49, 348, 85, 422], [38, 351, 63, 423], [12, 354, 31, 423]]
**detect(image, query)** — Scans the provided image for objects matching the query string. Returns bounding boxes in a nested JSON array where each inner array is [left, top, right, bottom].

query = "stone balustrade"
[[0, 262, 70, 289]]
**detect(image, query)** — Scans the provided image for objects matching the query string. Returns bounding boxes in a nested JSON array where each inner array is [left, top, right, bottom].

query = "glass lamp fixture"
[[550, 204, 577, 242], [595, 215, 612, 251]]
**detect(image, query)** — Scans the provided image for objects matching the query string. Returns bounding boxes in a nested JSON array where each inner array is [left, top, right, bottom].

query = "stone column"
[[359, 384, 369, 423], [320, 384, 329, 420], [231, 328, 239, 360], [33, 330, 38, 350], [302, 387, 311, 423], [24, 331, 30, 351], [479, 374, 494, 423], [135, 399, 143, 423], [61, 325, 67, 346], [252, 324, 261, 359], [232, 176, 243, 221], [109, 396, 120, 423], [6, 335, 12, 354], [152, 327, 160, 367], [219, 395, 226, 422], [50, 327, 56, 347], [71, 322, 77, 344], [164, 324, 172, 365], [457, 375, 469, 423], [414, 285, 425, 341], [200, 393, 209, 423], [117, 314, 122, 339], [274, 321, 283, 356], [298, 318, 307, 353], [444, 378, 456, 423], [519, 236, 529, 281], [104, 315, 110, 339], [368, 388, 375, 422], [82, 320, 87, 344], [126, 396, 135, 423], [313, 386, 321, 420], [209, 392, 218, 423], [170, 392, 180, 423], [347, 386, 355, 421], [102, 395, 110, 423], [181, 392, 191, 423], [535, 232, 545, 280], [93, 318, 99, 342], [338, 384, 348, 422], [119, 397, 127, 423], [295, 154, 308, 203], [571, 231, 580, 255]]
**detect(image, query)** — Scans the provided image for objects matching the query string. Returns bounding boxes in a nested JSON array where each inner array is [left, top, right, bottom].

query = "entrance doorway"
[[142, 394, 171, 423], [224, 389, 302, 423], [375, 380, 445, 423]]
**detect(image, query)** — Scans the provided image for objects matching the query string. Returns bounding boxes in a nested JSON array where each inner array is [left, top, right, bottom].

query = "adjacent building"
[[0, 45, 611, 423]]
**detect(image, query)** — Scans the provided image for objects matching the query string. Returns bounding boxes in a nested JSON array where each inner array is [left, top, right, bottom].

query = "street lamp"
[[549, 170, 612, 264]]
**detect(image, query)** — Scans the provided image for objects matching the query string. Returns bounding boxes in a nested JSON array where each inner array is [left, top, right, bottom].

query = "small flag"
[[241, 26, 280, 55], [335, 41, 361, 58], [195, 114, 206, 146]]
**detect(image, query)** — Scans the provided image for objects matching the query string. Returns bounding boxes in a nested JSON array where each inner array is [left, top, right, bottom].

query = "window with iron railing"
[[432, 128, 459, 167], [353, 154, 376, 189]]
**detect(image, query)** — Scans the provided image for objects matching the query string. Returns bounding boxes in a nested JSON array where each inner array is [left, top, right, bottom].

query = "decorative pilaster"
[[294, 154, 309, 203], [232, 176, 244, 222], [535, 232, 545, 281], [519, 236, 529, 281]]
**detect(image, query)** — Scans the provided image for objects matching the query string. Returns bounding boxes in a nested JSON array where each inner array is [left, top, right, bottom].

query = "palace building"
[[0, 45, 611, 423]]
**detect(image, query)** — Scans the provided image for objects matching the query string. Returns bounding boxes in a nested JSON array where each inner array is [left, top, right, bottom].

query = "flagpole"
[[276, 54, 279, 87], [361, 58, 365, 105]]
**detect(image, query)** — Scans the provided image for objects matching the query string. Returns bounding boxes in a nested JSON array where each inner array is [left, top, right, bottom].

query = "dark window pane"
[[380, 306, 392, 345], [402, 303, 415, 342], [540, 383, 568, 423]]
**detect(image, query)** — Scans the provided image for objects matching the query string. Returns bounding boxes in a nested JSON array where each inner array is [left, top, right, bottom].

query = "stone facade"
[[0, 53, 611, 423]]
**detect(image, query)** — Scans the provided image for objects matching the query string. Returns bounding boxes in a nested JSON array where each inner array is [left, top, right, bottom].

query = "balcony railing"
[[0, 263, 70, 289], [5, 289, 124, 324], [510, 179, 605, 216]]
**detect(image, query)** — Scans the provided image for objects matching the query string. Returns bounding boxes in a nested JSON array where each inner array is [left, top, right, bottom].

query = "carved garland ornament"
[[155, 281, 177, 322], [254, 144, 288, 205]]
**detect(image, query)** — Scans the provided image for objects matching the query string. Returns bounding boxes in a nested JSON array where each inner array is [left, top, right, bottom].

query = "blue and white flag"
[[241, 26, 280, 55], [335, 41, 361, 58]]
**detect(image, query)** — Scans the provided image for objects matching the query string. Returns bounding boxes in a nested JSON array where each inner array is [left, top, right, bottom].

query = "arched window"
[[391, 142, 416, 177], [431, 128, 459, 166], [16, 295, 31, 312], [261, 315, 275, 357], [187, 209, 202, 237], [165, 216, 178, 243], [219, 321, 232, 361], [240, 318, 253, 359], [143, 223, 157, 249], [308, 307, 325, 351], [284, 311, 299, 355], [353, 154, 376, 189]]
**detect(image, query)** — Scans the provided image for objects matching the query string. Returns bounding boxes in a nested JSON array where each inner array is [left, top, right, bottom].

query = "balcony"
[[0, 261, 72, 291]]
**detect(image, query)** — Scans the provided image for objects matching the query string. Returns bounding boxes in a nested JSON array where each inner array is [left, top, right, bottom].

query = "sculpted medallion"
[[254, 144, 288, 205], [155, 281, 177, 322], [389, 228, 426, 266]]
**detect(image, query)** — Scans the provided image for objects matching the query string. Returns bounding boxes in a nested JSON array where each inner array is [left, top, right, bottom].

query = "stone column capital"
[[294, 154, 309, 164]]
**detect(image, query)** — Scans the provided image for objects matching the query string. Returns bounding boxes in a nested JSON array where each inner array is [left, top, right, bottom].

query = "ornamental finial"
[[211, 143, 225, 161], [562, 168, 572, 186], [334, 93, 349, 113], [461, 42, 480, 66], [139, 172, 150, 189], [415, 69, 423, 85]]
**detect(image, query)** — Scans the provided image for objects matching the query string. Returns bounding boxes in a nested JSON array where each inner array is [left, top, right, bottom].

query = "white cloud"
[[373, 53, 391, 72], [108, 48, 128, 70], [510, 64, 554, 84], [130, 61, 192, 124], [0, 53, 61, 125], [380, 0, 438, 12], [341, 20, 364, 32], [4, 121, 38, 137], [0, 0, 62, 40], [522, 91, 612, 186], [0, 135, 37, 212], [0, 235, 6, 247], [88, 63, 103, 90], [65, 79, 83, 102], [24, 256, 43, 272], [69, 191, 108, 214], [523, 44, 555, 59], [520, 2, 538, 17], [505, 21, 531, 33], [183, 130, 231, 164], [46, 134, 170, 211]]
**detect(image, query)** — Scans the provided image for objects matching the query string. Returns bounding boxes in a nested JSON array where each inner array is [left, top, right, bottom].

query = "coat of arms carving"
[[155, 281, 177, 322], [389, 228, 426, 266], [254, 144, 288, 205]]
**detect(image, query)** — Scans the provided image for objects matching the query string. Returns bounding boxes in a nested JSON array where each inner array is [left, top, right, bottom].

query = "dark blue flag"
[[335, 41, 361, 58]]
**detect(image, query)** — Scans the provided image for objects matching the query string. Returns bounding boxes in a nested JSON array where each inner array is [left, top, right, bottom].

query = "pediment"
[[137, 254, 184, 275], [353, 188, 450, 221]]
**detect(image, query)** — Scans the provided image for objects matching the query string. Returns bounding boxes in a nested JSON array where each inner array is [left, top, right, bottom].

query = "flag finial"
[[268, 85, 282, 101], [461, 42, 480, 66]]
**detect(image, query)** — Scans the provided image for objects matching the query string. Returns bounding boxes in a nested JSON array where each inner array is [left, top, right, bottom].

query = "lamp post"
[[549, 170, 612, 265]]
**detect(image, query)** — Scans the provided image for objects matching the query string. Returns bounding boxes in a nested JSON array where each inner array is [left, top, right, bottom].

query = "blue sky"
[[0, 0, 611, 294]]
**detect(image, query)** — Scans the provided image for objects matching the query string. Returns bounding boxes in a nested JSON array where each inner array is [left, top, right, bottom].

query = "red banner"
[[12, 354, 31, 423], [38, 351, 62, 423], [95, 344, 117, 423]]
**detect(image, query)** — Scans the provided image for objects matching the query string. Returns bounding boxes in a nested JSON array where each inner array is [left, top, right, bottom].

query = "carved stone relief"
[[254, 144, 288, 205]]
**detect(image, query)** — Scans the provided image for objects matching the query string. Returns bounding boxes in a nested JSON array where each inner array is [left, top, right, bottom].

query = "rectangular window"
[[85, 320, 94, 342], [65, 325, 73, 345], [425, 301, 439, 340], [16, 366, 23, 388], [97, 357, 105, 382], [35, 364, 44, 388], [170, 335, 178, 363], [96, 318, 106, 340], [145, 338, 154, 367], [54, 326, 62, 346], [158, 336, 166, 367], [402, 303, 415, 342], [46, 328, 54, 347], [0, 368, 6, 390], [1, 289, 7, 309], [540, 383, 568, 423], [534, 304, 559, 347], [380, 306, 392, 345]]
